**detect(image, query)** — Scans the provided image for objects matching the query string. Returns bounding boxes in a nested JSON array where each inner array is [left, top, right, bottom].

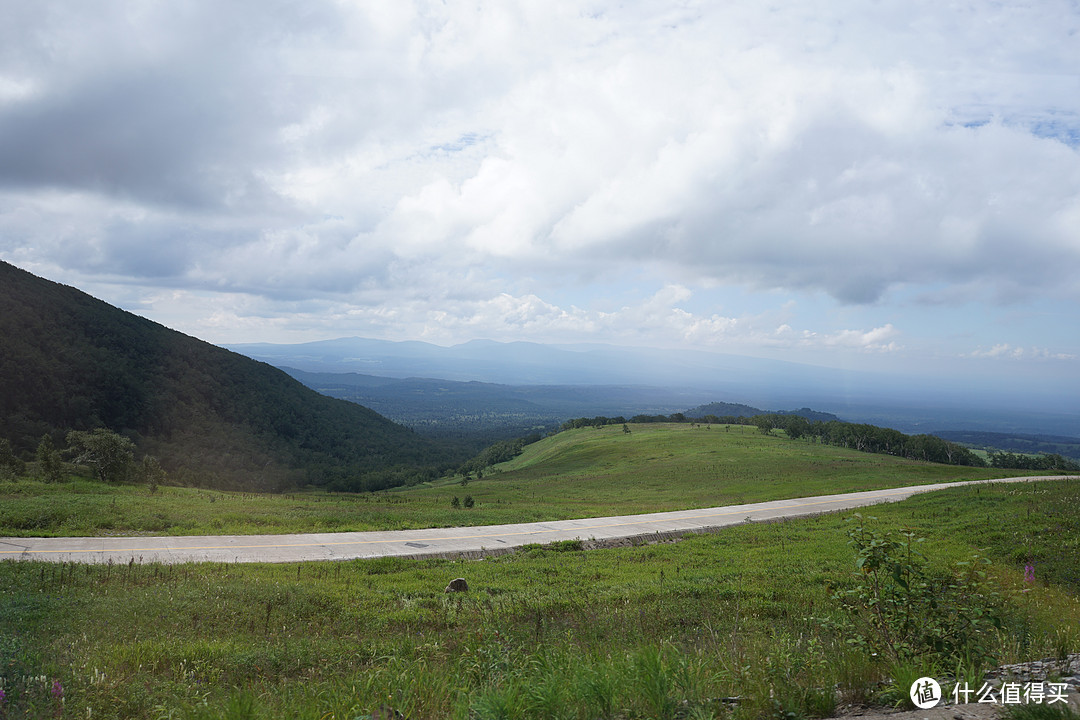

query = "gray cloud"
[[0, 0, 1078, 360]]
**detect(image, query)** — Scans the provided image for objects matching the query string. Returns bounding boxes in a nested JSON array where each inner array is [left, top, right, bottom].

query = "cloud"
[[1, 0, 1078, 360], [819, 324, 902, 353], [967, 344, 1077, 361], [343, 1, 1080, 306]]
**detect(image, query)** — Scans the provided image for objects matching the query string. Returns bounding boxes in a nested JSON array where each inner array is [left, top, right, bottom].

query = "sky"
[[1, 0, 1079, 389]]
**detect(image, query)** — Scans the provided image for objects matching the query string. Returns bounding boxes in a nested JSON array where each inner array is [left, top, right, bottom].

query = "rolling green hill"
[[0, 261, 458, 490]]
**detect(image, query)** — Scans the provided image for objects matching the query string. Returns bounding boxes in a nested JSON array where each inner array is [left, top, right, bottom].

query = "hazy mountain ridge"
[[0, 261, 454, 489], [281, 367, 707, 450], [281, 368, 843, 449], [235, 336, 1080, 436]]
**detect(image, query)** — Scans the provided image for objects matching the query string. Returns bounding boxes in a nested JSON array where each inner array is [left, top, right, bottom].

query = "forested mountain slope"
[[0, 261, 454, 490]]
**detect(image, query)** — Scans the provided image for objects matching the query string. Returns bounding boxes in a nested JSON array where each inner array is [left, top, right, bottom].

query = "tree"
[[36, 435, 65, 483], [140, 455, 167, 493], [0, 439, 26, 479], [780, 415, 810, 440], [66, 428, 135, 483], [752, 415, 776, 435]]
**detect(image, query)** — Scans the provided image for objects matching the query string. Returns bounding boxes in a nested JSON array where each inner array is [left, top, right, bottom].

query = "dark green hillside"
[[0, 261, 455, 489], [686, 401, 840, 423]]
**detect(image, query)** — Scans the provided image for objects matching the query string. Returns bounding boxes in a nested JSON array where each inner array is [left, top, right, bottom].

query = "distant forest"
[[932, 430, 1080, 463]]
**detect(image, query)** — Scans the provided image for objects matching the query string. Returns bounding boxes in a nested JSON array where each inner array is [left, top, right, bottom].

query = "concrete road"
[[0, 475, 1069, 564]]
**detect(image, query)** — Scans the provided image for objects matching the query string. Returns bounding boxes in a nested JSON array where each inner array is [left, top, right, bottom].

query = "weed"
[[632, 645, 678, 719], [878, 657, 937, 709], [470, 683, 522, 720], [577, 662, 620, 719]]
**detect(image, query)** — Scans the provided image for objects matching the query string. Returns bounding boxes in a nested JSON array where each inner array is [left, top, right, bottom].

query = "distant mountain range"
[[228, 337, 1080, 437], [280, 368, 702, 449], [229, 336, 860, 390], [279, 368, 840, 451], [0, 261, 456, 489]]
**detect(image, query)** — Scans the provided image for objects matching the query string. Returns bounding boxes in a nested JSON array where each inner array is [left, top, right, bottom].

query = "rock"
[[444, 577, 468, 593]]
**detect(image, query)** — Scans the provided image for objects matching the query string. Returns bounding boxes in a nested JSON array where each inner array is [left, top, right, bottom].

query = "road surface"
[[0, 475, 1069, 564]]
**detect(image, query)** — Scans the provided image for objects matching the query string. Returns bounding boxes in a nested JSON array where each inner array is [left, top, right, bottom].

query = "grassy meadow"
[[0, 424, 1030, 537], [1, 477, 1079, 719]]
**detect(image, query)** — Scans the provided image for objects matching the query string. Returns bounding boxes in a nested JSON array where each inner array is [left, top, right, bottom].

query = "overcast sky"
[[1, 0, 1078, 386]]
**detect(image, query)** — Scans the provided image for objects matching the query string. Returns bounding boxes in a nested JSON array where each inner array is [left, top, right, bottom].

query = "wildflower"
[[51, 679, 63, 700], [1024, 564, 1035, 584], [0, 686, 6, 704]]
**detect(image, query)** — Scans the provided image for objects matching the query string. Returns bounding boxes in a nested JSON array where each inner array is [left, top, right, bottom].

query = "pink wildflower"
[[1024, 564, 1035, 584]]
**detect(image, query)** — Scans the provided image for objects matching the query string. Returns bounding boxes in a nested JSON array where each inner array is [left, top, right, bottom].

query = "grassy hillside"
[[461, 422, 1017, 512], [0, 261, 456, 490], [0, 424, 1034, 537], [2, 478, 1077, 719]]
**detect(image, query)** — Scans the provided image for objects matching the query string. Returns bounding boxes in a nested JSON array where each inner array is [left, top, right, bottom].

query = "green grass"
[[2, 478, 1078, 719], [0, 424, 1038, 537]]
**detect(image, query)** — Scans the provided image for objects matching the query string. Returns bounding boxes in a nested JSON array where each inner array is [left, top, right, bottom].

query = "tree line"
[[0, 429, 167, 489], [0, 427, 461, 494], [987, 451, 1079, 472]]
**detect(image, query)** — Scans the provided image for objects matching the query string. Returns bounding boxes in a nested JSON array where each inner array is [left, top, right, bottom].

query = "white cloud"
[[1, 0, 1079, 368], [819, 324, 902, 353], [967, 344, 1077, 361]]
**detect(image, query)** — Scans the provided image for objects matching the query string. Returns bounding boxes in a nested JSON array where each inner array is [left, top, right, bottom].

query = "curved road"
[[0, 476, 1069, 564]]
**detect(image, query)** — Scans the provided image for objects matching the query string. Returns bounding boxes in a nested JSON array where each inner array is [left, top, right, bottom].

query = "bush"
[[35, 435, 64, 482], [827, 515, 1004, 673]]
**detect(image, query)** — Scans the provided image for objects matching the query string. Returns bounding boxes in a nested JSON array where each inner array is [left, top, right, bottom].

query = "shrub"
[[827, 515, 1004, 673]]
